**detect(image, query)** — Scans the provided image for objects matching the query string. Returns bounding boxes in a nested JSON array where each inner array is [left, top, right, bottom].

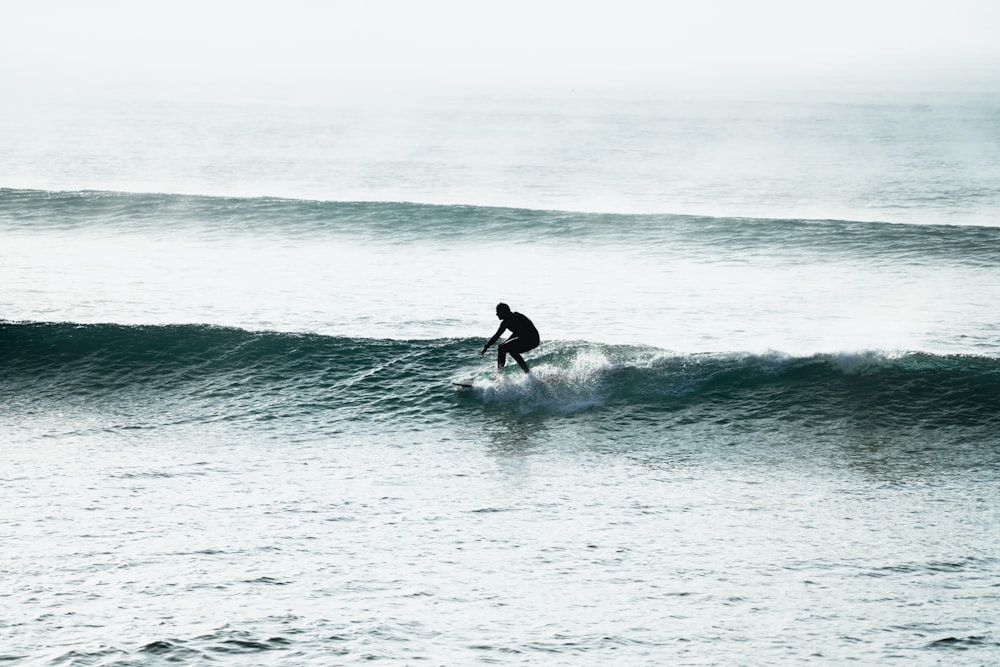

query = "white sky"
[[3, 0, 999, 100]]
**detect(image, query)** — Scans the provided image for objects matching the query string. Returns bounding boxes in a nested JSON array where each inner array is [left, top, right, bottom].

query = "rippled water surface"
[[4, 398, 999, 664]]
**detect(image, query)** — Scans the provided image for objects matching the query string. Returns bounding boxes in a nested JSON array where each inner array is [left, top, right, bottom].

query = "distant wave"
[[4, 187, 1000, 266], [4, 321, 999, 432]]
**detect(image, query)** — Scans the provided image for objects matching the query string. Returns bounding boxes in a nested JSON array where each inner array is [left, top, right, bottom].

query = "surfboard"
[[452, 372, 501, 388], [452, 372, 556, 389]]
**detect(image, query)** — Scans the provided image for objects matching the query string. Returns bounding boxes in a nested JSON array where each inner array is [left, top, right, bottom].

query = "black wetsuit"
[[485, 311, 539, 373]]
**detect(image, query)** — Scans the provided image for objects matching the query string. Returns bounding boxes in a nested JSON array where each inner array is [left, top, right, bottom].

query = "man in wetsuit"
[[481, 302, 540, 374]]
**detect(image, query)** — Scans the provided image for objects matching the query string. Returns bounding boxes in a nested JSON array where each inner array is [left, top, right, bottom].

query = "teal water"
[[3, 95, 1000, 664]]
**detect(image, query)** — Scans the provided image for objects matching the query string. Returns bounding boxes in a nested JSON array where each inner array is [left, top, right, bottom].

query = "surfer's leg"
[[510, 351, 530, 373], [500, 337, 536, 374], [497, 344, 507, 371], [498, 338, 521, 372]]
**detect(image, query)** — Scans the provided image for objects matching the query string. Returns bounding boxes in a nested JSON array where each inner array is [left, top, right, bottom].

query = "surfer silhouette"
[[481, 303, 540, 374]]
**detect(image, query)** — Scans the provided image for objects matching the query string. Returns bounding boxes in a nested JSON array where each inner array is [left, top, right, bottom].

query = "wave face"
[[5, 321, 999, 435], [1, 321, 468, 428]]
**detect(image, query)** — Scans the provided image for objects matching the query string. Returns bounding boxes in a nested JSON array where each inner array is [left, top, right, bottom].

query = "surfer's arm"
[[481, 324, 506, 354]]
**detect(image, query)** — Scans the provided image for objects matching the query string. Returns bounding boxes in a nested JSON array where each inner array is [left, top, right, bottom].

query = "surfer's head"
[[496, 302, 511, 319]]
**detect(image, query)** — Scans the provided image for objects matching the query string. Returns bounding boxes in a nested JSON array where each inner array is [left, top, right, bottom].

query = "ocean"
[[2, 93, 1000, 665]]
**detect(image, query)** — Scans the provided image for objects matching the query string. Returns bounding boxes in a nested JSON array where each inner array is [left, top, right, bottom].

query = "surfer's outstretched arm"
[[481, 324, 506, 355]]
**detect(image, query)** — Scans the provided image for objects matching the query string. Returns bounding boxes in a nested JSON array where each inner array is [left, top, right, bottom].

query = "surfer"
[[481, 303, 540, 374]]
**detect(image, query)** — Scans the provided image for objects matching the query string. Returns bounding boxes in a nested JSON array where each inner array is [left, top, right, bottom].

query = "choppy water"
[[2, 94, 1000, 664]]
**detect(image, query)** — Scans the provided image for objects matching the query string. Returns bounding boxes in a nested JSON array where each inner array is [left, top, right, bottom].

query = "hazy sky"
[[3, 0, 999, 100]]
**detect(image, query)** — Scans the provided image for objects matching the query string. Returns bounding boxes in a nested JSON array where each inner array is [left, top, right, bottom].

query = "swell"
[[3, 187, 999, 265], [4, 322, 999, 431]]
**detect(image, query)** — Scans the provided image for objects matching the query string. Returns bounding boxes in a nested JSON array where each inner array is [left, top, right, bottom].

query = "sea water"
[[2, 93, 1000, 665]]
